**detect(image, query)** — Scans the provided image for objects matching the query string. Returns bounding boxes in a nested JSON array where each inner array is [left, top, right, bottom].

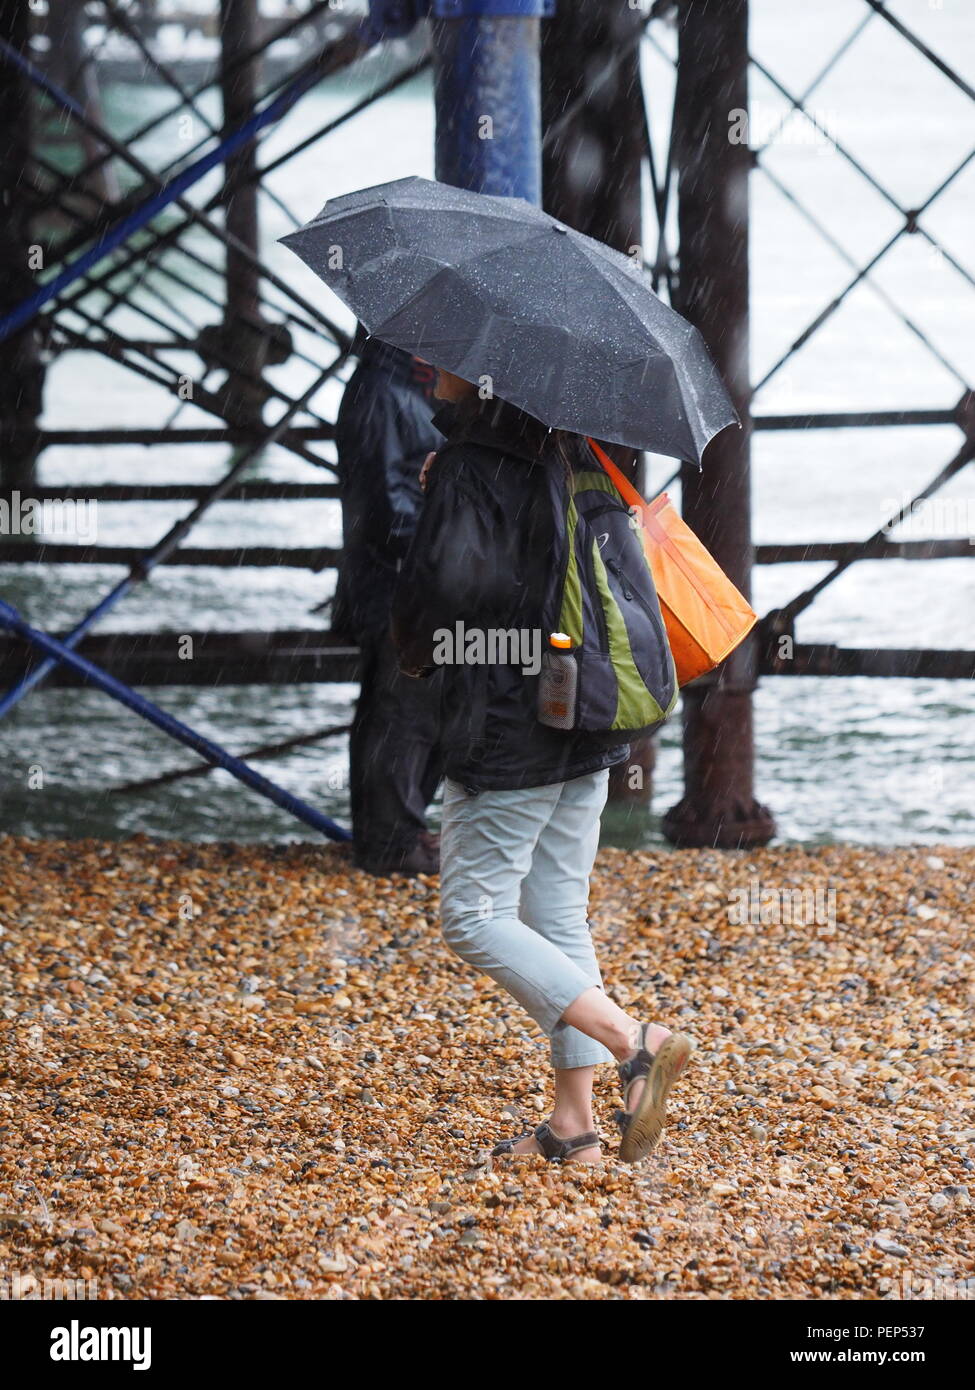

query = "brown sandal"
[[615, 1027, 693, 1163], [491, 1121, 600, 1164]]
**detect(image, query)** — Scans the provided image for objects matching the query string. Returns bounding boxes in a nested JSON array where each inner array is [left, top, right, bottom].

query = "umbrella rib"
[[570, 235, 679, 346], [369, 256, 457, 340]]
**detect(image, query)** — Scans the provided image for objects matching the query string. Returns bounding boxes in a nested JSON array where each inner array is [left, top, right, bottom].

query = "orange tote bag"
[[587, 439, 757, 687]]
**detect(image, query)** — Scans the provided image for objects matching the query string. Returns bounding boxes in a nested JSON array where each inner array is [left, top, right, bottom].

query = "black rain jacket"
[[391, 395, 629, 792], [332, 336, 442, 643]]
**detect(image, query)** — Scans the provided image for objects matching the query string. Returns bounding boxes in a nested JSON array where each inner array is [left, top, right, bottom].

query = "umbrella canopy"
[[280, 176, 739, 464]]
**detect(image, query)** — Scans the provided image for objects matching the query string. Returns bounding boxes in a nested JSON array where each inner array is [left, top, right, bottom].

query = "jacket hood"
[[433, 394, 555, 465]]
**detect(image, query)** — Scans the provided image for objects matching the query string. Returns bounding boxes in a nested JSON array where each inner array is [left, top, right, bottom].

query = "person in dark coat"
[[332, 327, 445, 875], [391, 371, 692, 1167]]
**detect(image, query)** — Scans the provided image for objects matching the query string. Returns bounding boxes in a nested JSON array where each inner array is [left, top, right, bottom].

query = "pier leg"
[[541, 0, 653, 808], [540, 0, 642, 265], [48, 0, 120, 205], [0, 0, 44, 500], [218, 0, 269, 429], [662, 0, 775, 849]]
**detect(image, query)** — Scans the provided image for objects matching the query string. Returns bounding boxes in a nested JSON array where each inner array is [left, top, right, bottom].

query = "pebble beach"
[[0, 835, 971, 1301]]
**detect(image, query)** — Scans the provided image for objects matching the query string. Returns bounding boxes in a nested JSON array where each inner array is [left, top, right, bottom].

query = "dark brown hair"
[[455, 391, 583, 487]]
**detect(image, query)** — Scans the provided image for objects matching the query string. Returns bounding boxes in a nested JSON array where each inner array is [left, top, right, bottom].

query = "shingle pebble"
[[0, 835, 971, 1300]]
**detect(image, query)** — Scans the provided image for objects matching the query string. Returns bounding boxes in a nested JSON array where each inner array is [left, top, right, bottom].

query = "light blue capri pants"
[[439, 767, 615, 1070]]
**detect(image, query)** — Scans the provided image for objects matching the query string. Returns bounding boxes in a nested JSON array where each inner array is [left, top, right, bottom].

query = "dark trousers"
[[348, 635, 444, 867]]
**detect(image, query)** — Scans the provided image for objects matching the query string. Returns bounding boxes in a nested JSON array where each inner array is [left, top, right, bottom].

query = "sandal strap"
[[492, 1124, 601, 1162], [613, 1107, 632, 1137], [533, 1122, 599, 1162], [618, 1048, 655, 1086], [617, 1023, 656, 1094], [491, 1133, 532, 1157]]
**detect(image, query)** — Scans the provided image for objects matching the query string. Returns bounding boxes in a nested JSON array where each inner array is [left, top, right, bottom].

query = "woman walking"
[[282, 176, 741, 1161], [392, 371, 692, 1166]]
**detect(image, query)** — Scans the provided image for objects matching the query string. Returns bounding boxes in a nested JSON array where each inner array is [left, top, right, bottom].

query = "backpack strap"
[[587, 437, 651, 515]]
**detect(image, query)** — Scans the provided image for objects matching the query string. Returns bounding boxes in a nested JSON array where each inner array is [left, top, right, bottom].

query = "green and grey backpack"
[[539, 446, 678, 737]]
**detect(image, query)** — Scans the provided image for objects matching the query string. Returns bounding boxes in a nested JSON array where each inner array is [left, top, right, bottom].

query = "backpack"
[[539, 446, 679, 737]]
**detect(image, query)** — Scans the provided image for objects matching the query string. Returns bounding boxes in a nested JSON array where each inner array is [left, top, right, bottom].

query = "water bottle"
[[538, 633, 578, 730]]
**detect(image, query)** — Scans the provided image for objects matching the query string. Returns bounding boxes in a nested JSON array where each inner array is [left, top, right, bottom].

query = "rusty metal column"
[[217, 0, 268, 429], [0, 0, 44, 497], [541, 0, 654, 808], [540, 0, 642, 262], [47, 0, 120, 204], [662, 0, 774, 849]]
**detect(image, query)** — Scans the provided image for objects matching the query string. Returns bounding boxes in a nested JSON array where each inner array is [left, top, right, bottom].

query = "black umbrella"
[[280, 176, 738, 464]]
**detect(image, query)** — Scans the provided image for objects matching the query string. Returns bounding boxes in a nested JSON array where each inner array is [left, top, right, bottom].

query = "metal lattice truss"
[[10, 1, 424, 477], [637, 0, 974, 680], [1, 0, 972, 689]]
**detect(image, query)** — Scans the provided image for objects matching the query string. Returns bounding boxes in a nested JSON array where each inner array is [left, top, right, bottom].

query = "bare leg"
[[561, 987, 677, 1115], [505, 1065, 601, 1163], [505, 989, 678, 1162]]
